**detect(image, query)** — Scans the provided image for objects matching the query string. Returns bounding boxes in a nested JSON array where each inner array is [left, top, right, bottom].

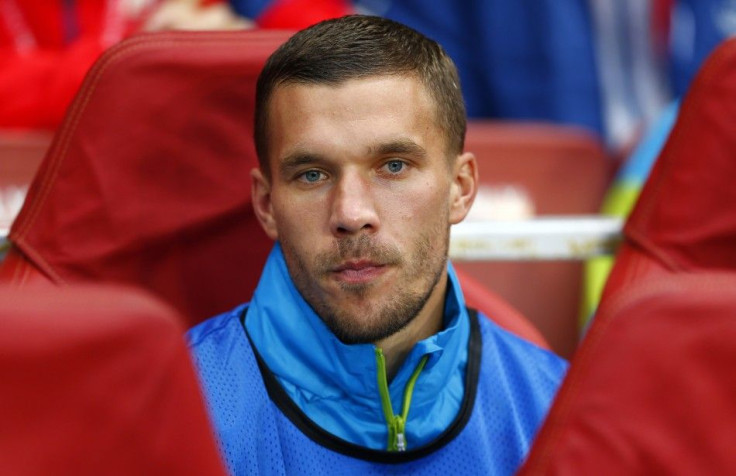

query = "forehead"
[[265, 75, 445, 163]]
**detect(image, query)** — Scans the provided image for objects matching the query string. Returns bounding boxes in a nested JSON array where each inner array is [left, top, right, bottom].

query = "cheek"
[[410, 178, 450, 210], [272, 195, 326, 244], [385, 181, 450, 227]]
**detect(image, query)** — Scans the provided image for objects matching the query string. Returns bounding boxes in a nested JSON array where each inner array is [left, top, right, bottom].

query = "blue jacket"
[[188, 245, 567, 474]]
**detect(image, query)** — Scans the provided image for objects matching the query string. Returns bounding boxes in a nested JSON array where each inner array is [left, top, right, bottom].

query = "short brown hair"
[[254, 15, 466, 177]]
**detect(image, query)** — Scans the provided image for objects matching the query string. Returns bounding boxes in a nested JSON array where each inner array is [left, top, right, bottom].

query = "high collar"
[[246, 243, 470, 449]]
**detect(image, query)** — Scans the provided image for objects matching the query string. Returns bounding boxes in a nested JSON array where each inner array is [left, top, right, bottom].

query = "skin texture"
[[252, 75, 478, 379]]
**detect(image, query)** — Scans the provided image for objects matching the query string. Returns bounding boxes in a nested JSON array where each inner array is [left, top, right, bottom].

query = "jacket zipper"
[[375, 348, 429, 452]]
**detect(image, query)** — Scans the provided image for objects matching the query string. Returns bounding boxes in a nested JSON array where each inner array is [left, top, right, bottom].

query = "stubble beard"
[[282, 226, 450, 344]]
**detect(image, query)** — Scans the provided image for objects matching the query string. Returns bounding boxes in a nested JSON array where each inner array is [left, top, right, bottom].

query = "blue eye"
[[385, 160, 405, 174], [300, 170, 324, 183]]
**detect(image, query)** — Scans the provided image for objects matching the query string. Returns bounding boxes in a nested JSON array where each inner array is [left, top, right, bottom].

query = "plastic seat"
[[520, 273, 736, 474], [520, 37, 736, 474], [455, 266, 548, 349], [457, 121, 612, 357], [0, 30, 290, 326], [600, 36, 736, 297], [0, 284, 226, 475]]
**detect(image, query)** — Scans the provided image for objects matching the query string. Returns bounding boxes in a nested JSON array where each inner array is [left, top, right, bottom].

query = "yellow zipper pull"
[[375, 348, 429, 452]]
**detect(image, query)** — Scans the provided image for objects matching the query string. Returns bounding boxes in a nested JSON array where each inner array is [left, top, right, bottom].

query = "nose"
[[329, 171, 379, 236]]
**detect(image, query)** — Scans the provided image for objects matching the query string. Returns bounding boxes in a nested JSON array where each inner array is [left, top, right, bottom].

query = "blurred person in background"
[[666, 0, 736, 96], [354, 0, 605, 144], [224, 0, 352, 29], [588, 0, 736, 153], [147, 0, 353, 32], [0, 0, 163, 129], [354, 0, 736, 154], [0, 0, 350, 130]]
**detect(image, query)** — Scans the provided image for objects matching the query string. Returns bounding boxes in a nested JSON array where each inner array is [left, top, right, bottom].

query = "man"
[[188, 15, 567, 474]]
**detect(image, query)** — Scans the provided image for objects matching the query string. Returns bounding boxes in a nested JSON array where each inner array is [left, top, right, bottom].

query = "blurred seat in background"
[[519, 36, 736, 474], [0, 30, 285, 326], [457, 121, 613, 358], [0, 284, 226, 475], [456, 266, 549, 350], [519, 272, 736, 474]]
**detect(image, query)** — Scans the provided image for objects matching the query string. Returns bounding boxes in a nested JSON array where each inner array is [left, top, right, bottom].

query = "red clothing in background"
[[0, 0, 159, 129], [255, 0, 352, 29], [0, 0, 351, 130], [201, 0, 352, 29]]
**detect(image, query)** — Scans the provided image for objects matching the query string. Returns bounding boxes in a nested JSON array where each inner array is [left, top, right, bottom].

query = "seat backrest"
[[455, 266, 548, 349], [519, 272, 736, 475], [0, 284, 227, 475], [457, 121, 612, 357], [521, 37, 736, 474], [0, 30, 291, 326], [520, 272, 736, 475], [601, 36, 736, 301]]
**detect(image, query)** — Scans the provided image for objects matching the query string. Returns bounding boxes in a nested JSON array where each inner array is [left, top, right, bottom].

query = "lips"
[[332, 260, 387, 284]]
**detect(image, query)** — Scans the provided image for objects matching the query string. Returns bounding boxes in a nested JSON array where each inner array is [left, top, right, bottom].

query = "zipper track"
[[375, 348, 429, 452]]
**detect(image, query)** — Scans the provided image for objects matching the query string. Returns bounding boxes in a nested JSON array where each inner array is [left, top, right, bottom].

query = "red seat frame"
[[521, 37, 736, 474], [0, 284, 226, 475]]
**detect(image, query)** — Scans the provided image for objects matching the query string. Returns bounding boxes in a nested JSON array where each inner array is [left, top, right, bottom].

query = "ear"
[[449, 152, 478, 225], [251, 167, 279, 240]]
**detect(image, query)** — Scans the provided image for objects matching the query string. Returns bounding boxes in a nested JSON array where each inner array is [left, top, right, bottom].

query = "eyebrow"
[[370, 138, 427, 159], [278, 151, 326, 176]]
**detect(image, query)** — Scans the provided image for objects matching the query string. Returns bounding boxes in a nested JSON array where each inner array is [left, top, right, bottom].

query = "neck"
[[375, 274, 448, 381]]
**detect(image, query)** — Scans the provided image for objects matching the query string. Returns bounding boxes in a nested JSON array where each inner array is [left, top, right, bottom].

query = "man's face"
[[252, 75, 476, 344]]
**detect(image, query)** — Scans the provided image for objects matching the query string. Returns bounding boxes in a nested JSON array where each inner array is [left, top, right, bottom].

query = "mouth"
[[331, 260, 388, 284]]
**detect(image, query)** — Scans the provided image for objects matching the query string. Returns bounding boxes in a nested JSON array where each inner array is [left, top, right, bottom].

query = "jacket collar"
[[245, 243, 470, 448]]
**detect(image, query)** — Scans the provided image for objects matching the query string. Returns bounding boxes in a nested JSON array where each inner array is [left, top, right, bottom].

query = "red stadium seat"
[[600, 36, 736, 297], [520, 37, 736, 474], [0, 30, 548, 349], [458, 121, 612, 357], [0, 285, 226, 475], [0, 30, 289, 325], [520, 273, 736, 474], [455, 266, 549, 349]]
